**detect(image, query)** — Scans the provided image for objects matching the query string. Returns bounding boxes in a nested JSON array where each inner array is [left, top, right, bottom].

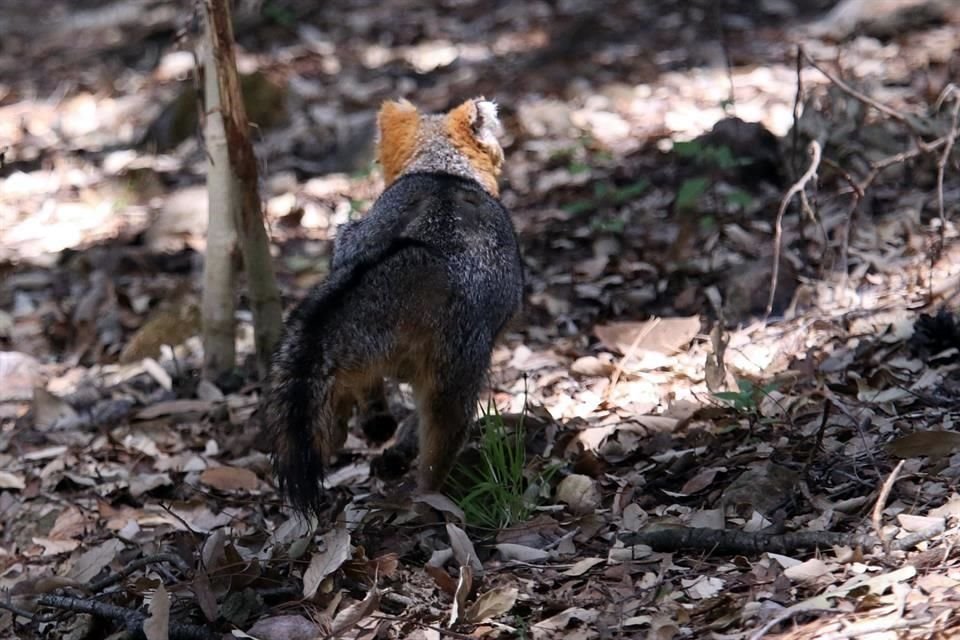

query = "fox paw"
[[370, 446, 413, 480], [360, 412, 399, 444]]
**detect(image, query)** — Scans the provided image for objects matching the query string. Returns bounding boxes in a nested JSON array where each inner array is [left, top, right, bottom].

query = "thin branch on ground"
[[749, 606, 836, 640], [800, 52, 959, 301], [766, 140, 821, 319], [791, 46, 803, 179], [89, 552, 192, 593], [872, 459, 905, 553], [800, 50, 934, 139], [603, 317, 661, 403], [619, 526, 874, 556], [620, 521, 942, 558], [35, 595, 215, 640], [893, 522, 946, 553], [934, 84, 959, 246]]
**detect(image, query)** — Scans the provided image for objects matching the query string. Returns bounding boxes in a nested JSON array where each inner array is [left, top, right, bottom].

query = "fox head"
[[376, 97, 505, 196]]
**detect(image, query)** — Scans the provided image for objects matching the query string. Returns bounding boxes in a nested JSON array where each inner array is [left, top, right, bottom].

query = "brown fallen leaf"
[[887, 431, 960, 459], [32, 386, 77, 429], [562, 557, 605, 577], [531, 607, 599, 640], [425, 563, 458, 596], [679, 467, 724, 495], [193, 571, 218, 622], [595, 316, 701, 355], [199, 466, 260, 492], [0, 471, 26, 490], [67, 538, 125, 583], [447, 523, 483, 574], [0, 351, 41, 402], [366, 553, 399, 579], [136, 399, 215, 420], [245, 615, 322, 640], [556, 474, 602, 515], [119, 303, 201, 364], [464, 586, 518, 624], [302, 527, 351, 599], [330, 586, 380, 635], [142, 582, 170, 640], [448, 564, 473, 626]]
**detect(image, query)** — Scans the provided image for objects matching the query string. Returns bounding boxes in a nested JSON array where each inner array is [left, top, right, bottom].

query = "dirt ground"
[[2, 0, 960, 638]]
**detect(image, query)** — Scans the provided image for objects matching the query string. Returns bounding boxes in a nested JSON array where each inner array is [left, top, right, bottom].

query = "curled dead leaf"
[[302, 527, 351, 598], [595, 317, 701, 356], [556, 474, 602, 515], [142, 582, 170, 640], [199, 466, 260, 492], [887, 430, 960, 459], [464, 586, 518, 624]]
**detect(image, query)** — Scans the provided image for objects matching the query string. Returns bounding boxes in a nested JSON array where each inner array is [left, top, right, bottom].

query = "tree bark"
[[203, 0, 283, 379], [200, 31, 239, 380]]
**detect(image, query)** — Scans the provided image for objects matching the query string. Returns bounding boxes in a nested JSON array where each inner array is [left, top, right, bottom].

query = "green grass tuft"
[[450, 402, 557, 530]]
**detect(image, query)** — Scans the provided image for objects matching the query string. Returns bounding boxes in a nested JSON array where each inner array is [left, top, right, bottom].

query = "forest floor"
[[2, 0, 960, 638]]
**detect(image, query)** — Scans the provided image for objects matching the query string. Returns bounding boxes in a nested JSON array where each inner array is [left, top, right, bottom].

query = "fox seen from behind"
[[263, 97, 524, 516]]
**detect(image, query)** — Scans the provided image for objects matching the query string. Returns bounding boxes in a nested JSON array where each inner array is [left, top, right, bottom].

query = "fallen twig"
[[619, 526, 872, 556], [620, 522, 940, 557], [603, 317, 661, 403], [766, 140, 821, 319], [749, 605, 836, 640], [35, 595, 215, 640], [0, 552, 200, 637], [89, 552, 192, 593], [0, 594, 215, 640], [934, 84, 959, 244], [801, 50, 934, 139], [872, 459, 905, 553]]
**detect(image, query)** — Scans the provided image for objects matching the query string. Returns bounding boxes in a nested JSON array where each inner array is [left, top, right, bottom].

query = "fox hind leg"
[[413, 362, 485, 493]]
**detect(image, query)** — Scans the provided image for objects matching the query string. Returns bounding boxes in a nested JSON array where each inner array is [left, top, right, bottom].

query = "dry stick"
[[32, 595, 215, 640], [800, 50, 932, 139], [934, 84, 959, 247], [603, 317, 661, 403], [791, 46, 803, 180], [800, 51, 955, 297], [892, 521, 946, 553], [619, 526, 874, 556], [89, 552, 192, 593], [749, 606, 836, 640], [871, 459, 906, 554], [766, 140, 822, 319]]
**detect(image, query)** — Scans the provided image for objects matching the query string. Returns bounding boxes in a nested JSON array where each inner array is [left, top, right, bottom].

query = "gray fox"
[[262, 97, 524, 516]]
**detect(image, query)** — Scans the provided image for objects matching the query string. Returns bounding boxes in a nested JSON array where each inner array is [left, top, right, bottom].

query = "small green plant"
[[450, 403, 557, 529], [562, 179, 649, 218], [724, 187, 754, 209], [672, 140, 756, 212], [675, 176, 710, 212], [590, 217, 626, 234], [713, 378, 779, 414], [262, 2, 296, 26]]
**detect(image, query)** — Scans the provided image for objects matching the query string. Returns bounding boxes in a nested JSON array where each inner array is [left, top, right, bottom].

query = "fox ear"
[[446, 97, 504, 178], [449, 97, 503, 150], [377, 99, 421, 184]]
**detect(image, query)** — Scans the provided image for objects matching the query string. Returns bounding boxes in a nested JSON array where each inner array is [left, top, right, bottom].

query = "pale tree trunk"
[[203, 0, 283, 379], [201, 33, 239, 380]]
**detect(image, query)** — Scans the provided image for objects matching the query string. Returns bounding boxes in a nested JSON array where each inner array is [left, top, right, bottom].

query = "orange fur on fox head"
[[376, 97, 504, 196], [376, 99, 421, 186]]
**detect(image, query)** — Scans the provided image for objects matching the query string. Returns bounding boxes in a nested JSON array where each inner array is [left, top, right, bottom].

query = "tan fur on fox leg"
[[414, 385, 476, 492], [356, 380, 399, 443]]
